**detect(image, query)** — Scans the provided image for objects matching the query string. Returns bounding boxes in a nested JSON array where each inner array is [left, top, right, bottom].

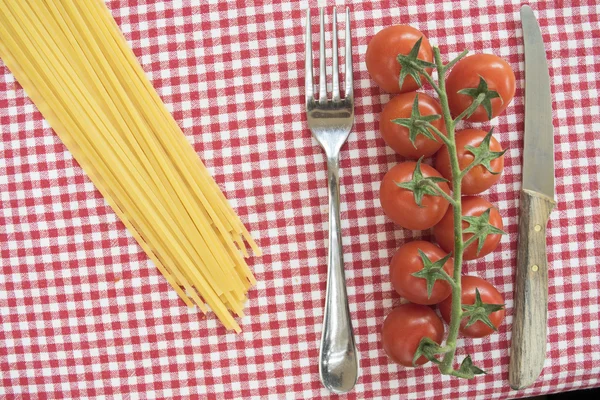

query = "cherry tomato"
[[381, 303, 445, 366], [366, 25, 433, 93], [433, 196, 503, 260], [380, 162, 450, 230], [438, 275, 505, 338], [446, 54, 516, 122], [390, 241, 453, 305], [435, 129, 504, 195], [380, 92, 446, 159]]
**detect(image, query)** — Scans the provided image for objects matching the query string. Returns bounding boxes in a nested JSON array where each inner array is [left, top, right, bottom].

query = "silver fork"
[[305, 7, 358, 394]]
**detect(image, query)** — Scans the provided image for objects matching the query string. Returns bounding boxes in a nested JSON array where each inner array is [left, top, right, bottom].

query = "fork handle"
[[318, 156, 359, 394]]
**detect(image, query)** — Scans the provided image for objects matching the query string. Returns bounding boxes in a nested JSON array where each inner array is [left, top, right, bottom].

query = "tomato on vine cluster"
[[367, 24, 514, 376], [379, 161, 450, 230], [379, 92, 446, 159]]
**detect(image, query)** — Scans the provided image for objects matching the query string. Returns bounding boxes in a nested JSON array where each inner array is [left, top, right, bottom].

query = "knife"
[[509, 5, 556, 390]]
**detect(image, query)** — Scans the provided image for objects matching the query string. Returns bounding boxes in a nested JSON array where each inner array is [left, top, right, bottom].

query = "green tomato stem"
[[454, 92, 486, 123], [443, 49, 469, 73], [420, 69, 443, 98], [439, 269, 458, 289], [400, 46, 480, 376], [463, 235, 478, 250], [432, 47, 465, 375], [459, 160, 477, 180], [423, 180, 456, 206], [423, 122, 452, 147]]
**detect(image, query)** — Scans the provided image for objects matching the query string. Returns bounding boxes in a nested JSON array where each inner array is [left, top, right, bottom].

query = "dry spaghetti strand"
[[0, 0, 260, 332]]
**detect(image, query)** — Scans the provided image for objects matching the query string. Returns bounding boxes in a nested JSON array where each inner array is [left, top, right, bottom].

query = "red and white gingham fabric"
[[1, 0, 599, 398]]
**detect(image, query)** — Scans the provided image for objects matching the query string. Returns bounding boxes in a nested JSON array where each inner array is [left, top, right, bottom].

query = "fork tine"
[[344, 7, 353, 99], [331, 8, 340, 101], [319, 8, 327, 103], [305, 9, 314, 104]]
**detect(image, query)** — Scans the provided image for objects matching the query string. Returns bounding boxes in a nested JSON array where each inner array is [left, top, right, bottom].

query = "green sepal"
[[462, 208, 507, 255], [461, 288, 505, 330], [463, 128, 507, 175], [391, 94, 442, 148], [395, 157, 448, 207], [411, 250, 453, 299], [412, 337, 445, 367], [396, 37, 436, 89], [457, 76, 501, 119], [457, 355, 487, 379]]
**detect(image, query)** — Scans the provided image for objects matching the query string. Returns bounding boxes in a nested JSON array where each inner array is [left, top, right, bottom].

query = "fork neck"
[[326, 156, 341, 204], [326, 154, 340, 169]]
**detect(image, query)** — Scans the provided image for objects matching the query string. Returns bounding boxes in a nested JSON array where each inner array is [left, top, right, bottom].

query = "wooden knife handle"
[[509, 189, 555, 390]]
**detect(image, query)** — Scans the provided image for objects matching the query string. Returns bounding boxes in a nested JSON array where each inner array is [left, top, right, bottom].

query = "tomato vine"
[[393, 42, 507, 378]]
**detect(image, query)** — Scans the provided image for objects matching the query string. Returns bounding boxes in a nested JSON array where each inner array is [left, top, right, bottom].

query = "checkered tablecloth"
[[1, 0, 599, 398]]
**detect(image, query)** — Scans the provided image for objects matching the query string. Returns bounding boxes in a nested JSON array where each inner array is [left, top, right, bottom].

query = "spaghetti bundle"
[[0, 0, 260, 332]]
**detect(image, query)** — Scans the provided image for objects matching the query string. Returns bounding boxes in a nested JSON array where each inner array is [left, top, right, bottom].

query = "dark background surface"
[[544, 387, 600, 399]]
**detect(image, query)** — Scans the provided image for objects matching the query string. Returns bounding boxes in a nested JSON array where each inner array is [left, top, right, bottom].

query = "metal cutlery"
[[509, 4, 556, 390], [304, 7, 359, 394]]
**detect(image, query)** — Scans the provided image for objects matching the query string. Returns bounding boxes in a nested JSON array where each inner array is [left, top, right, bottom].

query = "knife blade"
[[509, 5, 556, 390]]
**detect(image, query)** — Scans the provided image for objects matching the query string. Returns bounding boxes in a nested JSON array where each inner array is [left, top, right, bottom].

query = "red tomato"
[[381, 303, 445, 366], [380, 162, 450, 230], [433, 196, 503, 260], [366, 25, 433, 93], [390, 241, 453, 305], [435, 129, 504, 195], [446, 54, 516, 122], [380, 92, 446, 159], [438, 275, 505, 338]]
